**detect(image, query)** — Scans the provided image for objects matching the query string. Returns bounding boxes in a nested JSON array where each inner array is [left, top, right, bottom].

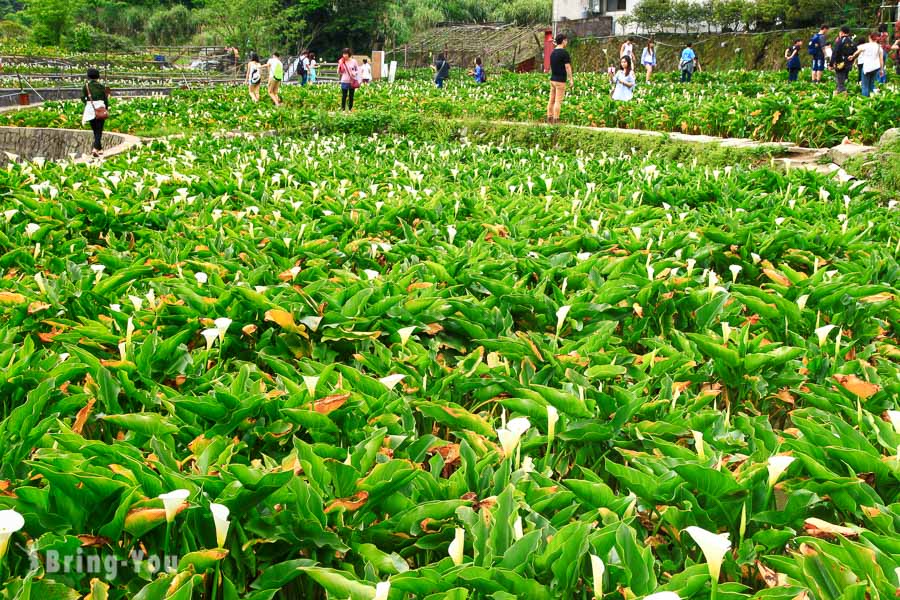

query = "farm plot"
[[2, 70, 897, 146], [0, 130, 898, 599]]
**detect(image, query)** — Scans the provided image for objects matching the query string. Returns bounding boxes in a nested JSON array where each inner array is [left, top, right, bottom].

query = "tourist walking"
[[299, 51, 310, 86], [546, 33, 572, 124], [620, 37, 636, 62], [266, 51, 283, 105], [641, 40, 656, 82], [852, 32, 885, 97], [785, 39, 803, 81], [610, 56, 636, 101], [360, 58, 372, 84], [433, 53, 451, 88], [338, 48, 360, 111], [246, 52, 262, 101], [470, 57, 486, 83], [808, 25, 829, 83], [81, 68, 109, 158], [831, 27, 856, 93], [679, 43, 699, 82], [308, 52, 318, 84]]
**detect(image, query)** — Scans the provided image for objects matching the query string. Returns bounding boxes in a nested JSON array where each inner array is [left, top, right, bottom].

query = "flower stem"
[[711, 573, 719, 600], [163, 520, 172, 560], [211, 562, 220, 600]]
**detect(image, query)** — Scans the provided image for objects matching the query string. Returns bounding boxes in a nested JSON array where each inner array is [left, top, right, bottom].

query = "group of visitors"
[[789, 24, 899, 97], [246, 51, 284, 105], [244, 48, 372, 110]]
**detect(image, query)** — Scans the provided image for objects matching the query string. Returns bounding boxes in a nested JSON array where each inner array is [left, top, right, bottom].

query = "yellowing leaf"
[[265, 308, 296, 328], [833, 374, 880, 399], [0, 291, 26, 305]]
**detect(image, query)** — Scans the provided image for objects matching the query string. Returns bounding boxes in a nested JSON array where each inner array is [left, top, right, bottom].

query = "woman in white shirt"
[[620, 37, 635, 61], [852, 32, 885, 97], [610, 56, 636, 101], [641, 40, 656, 82], [245, 52, 261, 102]]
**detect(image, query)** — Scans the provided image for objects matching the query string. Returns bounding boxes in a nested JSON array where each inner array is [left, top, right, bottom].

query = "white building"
[[553, 0, 630, 24]]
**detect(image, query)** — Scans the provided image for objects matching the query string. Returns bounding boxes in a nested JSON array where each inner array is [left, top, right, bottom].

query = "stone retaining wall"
[[0, 126, 137, 164]]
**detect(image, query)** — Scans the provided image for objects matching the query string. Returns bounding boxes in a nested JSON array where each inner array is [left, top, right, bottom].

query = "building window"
[[606, 0, 627, 11]]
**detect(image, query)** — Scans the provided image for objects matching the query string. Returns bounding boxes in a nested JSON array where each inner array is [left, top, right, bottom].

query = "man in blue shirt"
[[809, 25, 830, 83], [680, 44, 698, 82]]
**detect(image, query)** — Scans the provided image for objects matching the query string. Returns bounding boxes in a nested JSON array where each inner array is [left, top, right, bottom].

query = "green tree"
[[24, 0, 79, 45]]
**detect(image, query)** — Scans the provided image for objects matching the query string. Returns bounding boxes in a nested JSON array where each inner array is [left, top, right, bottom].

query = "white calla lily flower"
[[201, 328, 219, 351], [685, 526, 731, 584], [513, 516, 524, 540], [555, 305, 571, 336], [590, 554, 605, 600], [887, 410, 900, 434], [814, 324, 837, 346], [692, 430, 705, 459], [303, 375, 319, 397], [449, 528, 465, 565], [210, 503, 230, 548], [214, 318, 232, 342], [379, 374, 406, 391], [767, 455, 796, 487], [0, 509, 25, 560], [547, 405, 559, 444], [158, 489, 190, 523], [374, 581, 391, 600], [398, 326, 416, 345]]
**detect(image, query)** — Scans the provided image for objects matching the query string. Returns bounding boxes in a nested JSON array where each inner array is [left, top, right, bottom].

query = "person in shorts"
[[266, 52, 283, 105], [360, 58, 372, 84], [641, 40, 656, 82], [809, 25, 830, 83], [246, 52, 262, 101]]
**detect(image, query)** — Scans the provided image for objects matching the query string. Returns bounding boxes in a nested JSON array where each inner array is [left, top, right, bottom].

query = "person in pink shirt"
[[337, 48, 360, 111]]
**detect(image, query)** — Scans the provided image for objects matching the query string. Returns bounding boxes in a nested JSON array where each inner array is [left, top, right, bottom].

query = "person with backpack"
[[679, 43, 699, 82], [299, 51, 309, 86], [266, 51, 284, 105], [469, 57, 486, 84], [80, 67, 109, 158], [831, 27, 857, 93], [808, 25, 830, 83], [785, 39, 803, 81], [337, 48, 361, 111], [246, 52, 262, 101], [433, 53, 451, 88]]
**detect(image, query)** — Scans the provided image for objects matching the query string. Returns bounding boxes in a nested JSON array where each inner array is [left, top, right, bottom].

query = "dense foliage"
[[0, 90, 899, 599], [1, 70, 897, 147]]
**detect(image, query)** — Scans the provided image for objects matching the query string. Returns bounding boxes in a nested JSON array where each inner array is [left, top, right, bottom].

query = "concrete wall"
[[0, 127, 132, 164]]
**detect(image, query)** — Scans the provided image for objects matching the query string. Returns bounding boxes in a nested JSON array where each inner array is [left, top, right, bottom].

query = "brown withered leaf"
[[803, 517, 858, 539], [762, 268, 791, 286], [423, 323, 444, 335], [832, 374, 880, 399], [78, 535, 111, 548], [73, 398, 96, 435], [324, 491, 369, 513], [407, 282, 433, 292], [28, 301, 50, 314], [756, 560, 788, 588], [314, 393, 351, 415]]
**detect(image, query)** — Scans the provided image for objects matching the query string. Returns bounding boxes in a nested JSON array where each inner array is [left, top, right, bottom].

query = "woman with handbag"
[[81, 68, 109, 158], [337, 48, 360, 111]]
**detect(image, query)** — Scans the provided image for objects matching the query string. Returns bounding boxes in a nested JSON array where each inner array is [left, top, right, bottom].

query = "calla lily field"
[[0, 70, 899, 600]]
